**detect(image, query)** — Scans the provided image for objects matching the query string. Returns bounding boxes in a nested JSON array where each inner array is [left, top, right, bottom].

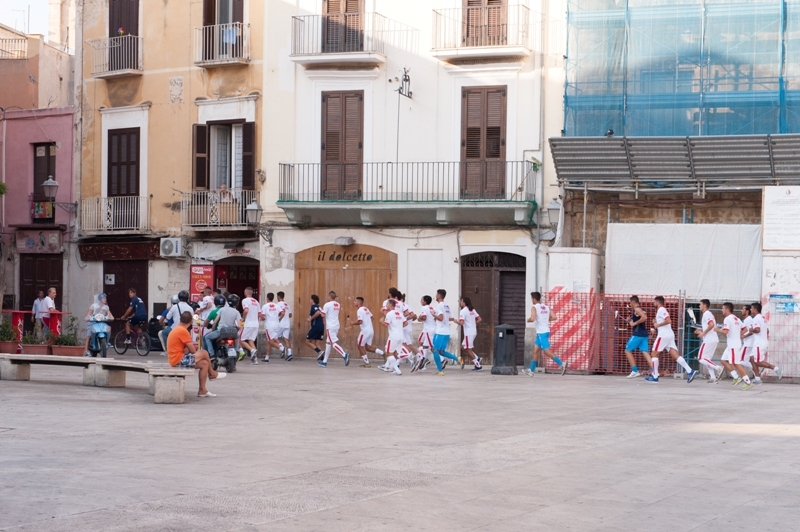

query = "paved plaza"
[[2, 358, 799, 531]]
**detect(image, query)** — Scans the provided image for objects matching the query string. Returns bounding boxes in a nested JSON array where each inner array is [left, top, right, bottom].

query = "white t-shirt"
[[261, 302, 282, 330], [384, 309, 406, 340], [420, 305, 437, 334], [242, 297, 261, 326], [32, 298, 46, 319], [460, 307, 479, 336], [434, 302, 452, 335], [722, 314, 743, 349], [701, 310, 718, 344], [168, 302, 194, 325], [278, 301, 291, 328], [742, 315, 755, 347], [90, 303, 110, 317], [533, 304, 550, 334], [322, 301, 341, 330], [356, 306, 374, 333], [751, 314, 768, 348], [656, 307, 672, 336], [381, 298, 396, 313], [199, 295, 215, 320], [42, 296, 55, 317]]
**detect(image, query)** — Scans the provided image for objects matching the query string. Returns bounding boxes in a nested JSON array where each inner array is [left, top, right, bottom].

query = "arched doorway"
[[461, 252, 527, 364], [294, 244, 397, 357], [214, 257, 260, 301]]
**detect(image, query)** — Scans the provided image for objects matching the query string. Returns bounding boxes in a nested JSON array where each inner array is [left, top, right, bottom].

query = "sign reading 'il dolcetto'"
[[316, 250, 373, 262]]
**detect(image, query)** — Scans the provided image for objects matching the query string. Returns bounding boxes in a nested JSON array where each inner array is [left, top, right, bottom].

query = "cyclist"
[[119, 288, 147, 345], [83, 293, 113, 356]]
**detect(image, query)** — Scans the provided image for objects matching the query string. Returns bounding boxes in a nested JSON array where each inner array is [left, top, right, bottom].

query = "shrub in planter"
[[21, 331, 50, 354], [0, 319, 17, 353], [50, 316, 84, 356]]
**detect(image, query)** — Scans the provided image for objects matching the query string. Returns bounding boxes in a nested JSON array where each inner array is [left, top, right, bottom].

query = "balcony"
[[88, 35, 143, 79], [194, 23, 250, 67], [180, 189, 256, 230], [431, 5, 538, 61], [0, 38, 27, 59], [277, 161, 537, 227], [290, 12, 414, 66], [81, 196, 150, 234]]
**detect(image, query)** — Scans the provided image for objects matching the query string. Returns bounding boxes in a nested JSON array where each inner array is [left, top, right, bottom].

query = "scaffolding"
[[565, 0, 800, 137]]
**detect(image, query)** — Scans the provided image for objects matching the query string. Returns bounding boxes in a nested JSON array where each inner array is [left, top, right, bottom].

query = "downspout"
[[2, 113, 6, 230]]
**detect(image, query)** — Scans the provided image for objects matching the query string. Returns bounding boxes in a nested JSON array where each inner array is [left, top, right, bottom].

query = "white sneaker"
[[521, 369, 532, 376], [626, 371, 641, 379], [754, 377, 763, 385], [378, 364, 390, 372], [708, 377, 718, 384], [393, 366, 402, 375], [212, 372, 227, 380], [776, 367, 783, 381]]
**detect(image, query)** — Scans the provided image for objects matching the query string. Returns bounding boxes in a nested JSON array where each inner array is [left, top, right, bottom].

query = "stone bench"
[[148, 367, 196, 404], [0, 354, 96, 381], [84, 359, 152, 388]]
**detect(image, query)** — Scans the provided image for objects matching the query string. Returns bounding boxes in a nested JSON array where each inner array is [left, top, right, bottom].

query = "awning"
[[549, 134, 800, 195]]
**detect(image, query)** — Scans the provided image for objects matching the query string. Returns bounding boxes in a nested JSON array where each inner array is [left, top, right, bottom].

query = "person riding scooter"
[[84, 293, 114, 357], [202, 294, 228, 355]]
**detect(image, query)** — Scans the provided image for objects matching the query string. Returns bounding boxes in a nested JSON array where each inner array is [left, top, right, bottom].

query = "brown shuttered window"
[[33, 143, 56, 198], [460, 86, 506, 199], [323, 0, 363, 53], [192, 124, 209, 190], [242, 122, 255, 190], [108, 128, 140, 197], [464, 0, 507, 47], [321, 91, 363, 200]]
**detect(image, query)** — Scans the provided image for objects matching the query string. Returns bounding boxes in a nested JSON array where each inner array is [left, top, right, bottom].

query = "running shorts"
[[418, 331, 433, 348], [357, 331, 374, 347], [326, 328, 339, 344], [652, 333, 677, 353], [241, 327, 259, 341], [625, 335, 649, 353], [697, 341, 718, 363], [433, 334, 450, 352], [535, 332, 551, 350], [462, 334, 477, 349], [385, 336, 404, 355]]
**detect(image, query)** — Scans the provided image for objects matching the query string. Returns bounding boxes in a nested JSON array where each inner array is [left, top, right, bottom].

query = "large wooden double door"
[[294, 245, 396, 357]]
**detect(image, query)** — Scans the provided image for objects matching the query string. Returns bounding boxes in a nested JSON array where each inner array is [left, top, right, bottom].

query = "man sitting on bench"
[[167, 311, 226, 398]]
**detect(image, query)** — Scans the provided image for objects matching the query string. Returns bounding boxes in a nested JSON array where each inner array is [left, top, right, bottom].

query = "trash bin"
[[491, 323, 518, 375]]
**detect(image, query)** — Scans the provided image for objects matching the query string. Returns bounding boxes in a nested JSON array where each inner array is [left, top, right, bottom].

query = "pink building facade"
[[0, 106, 74, 322]]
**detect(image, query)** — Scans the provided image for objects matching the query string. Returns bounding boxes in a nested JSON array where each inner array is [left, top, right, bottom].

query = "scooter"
[[210, 326, 238, 373], [87, 314, 112, 358]]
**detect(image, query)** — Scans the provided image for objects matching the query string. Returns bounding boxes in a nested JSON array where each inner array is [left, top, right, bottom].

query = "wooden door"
[[103, 260, 148, 338], [321, 91, 363, 200], [19, 254, 63, 336], [323, 0, 363, 53], [461, 268, 494, 361], [294, 245, 396, 357], [499, 271, 526, 365], [464, 0, 507, 47], [109, 0, 139, 69], [461, 86, 507, 199]]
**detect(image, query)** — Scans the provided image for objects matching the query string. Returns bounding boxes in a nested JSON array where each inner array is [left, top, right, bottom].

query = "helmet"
[[178, 290, 190, 302], [227, 294, 240, 308], [170, 294, 180, 305], [190, 301, 199, 311], [214, 294, 226, 307]]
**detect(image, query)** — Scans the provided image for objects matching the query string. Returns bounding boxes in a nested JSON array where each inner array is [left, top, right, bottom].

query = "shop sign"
[[190, 265, 214, 302], [16, 230, 62, 254]]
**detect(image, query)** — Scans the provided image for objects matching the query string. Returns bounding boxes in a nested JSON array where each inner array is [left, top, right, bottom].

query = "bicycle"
[[113, 319, 151, 356]]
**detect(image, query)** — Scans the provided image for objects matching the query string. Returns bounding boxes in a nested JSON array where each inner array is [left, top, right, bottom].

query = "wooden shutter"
[[242, 122, 255, 190], [321, 91, 363, 200], [460, 86, 506, 199], [324, 0, 362, 52], [203, 0, 216, 26], [108, 128, 140, 197], [232, 0, 244, 24], [192, 124, 209, 190]]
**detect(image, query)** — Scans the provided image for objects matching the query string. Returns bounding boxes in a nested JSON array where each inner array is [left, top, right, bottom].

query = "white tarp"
[[605, 224, 762, 300]]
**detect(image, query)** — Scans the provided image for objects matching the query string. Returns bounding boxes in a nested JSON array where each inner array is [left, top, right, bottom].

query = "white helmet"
[[170, 294, 180, 305]]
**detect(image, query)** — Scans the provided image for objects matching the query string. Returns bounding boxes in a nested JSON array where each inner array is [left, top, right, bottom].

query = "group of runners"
[[622, 296, 783, 389]]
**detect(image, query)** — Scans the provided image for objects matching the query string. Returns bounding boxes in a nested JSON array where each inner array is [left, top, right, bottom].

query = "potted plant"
[[49, 316, 84, 356], [20, 330, 50, 355], [0, 319, 18, 353]]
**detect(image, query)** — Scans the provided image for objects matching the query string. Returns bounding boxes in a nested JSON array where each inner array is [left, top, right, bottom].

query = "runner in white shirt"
[[276, 291, 293, 360], [198, 287, 215, 321], [397, 293, 419, 365], [739, 305, 756, 378], [431, 289, 460, 375], [646, 296, 697, 384], [748, 302, 782, 382], [715, 302, 752, 389], [693, 299, 721, 383], [349, 297, 384, 367], [380, 299, 407, 375], [320, 291, 350, 367], [260, 292, 286, 362], [523, 292, 566, 376], [414, 296, 438, 372], [240, 287, 261, 362], [457, 297, 483, 371]]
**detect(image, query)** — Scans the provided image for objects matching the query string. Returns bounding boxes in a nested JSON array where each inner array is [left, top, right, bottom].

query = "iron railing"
[[292, 12, 414, 56], [432, 5, 536, 51], [81, 196, 150, 232], [88, 35, 143, 75], [278, 161, 536, 202], [180, 188, 256, 228], [194, 22, 250, 65], [0, 38, 27, 59]]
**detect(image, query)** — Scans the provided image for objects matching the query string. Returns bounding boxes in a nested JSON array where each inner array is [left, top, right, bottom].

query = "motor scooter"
[[87, 314, 112, 358], [210, 326, 238, 373]]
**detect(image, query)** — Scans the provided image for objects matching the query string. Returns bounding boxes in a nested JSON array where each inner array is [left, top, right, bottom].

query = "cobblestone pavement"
[[2, 357, 799, 531]]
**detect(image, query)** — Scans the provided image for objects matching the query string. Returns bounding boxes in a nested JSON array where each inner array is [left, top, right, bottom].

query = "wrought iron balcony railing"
[[180, 189, 256, 229], [291, 12, 416, 58], [278, 161, 536, 203], [88, 35, 143, 77], [81, 196, 150, 233], [194, 22, 250, 66], [432, 5, 537, 52]]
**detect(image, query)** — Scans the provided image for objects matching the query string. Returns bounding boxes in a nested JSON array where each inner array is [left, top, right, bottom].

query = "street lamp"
[[40, 176, 78, 214], [245, 199, 263, 225], [547, 198, 562, 227]]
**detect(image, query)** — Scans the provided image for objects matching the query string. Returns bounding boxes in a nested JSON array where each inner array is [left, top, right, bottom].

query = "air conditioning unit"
[[160, 237, 185, 258]]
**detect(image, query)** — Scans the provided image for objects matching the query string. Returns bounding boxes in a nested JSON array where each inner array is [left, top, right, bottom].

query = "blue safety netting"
[[564, 0, 800, 136]]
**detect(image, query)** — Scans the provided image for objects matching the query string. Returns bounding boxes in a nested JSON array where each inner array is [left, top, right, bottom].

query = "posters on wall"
[[190, 265, 214, 302], [763, 186, 800, 251]]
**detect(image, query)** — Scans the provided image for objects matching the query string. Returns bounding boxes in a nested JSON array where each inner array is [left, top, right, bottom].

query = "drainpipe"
[[1, 112, 6, 230]]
